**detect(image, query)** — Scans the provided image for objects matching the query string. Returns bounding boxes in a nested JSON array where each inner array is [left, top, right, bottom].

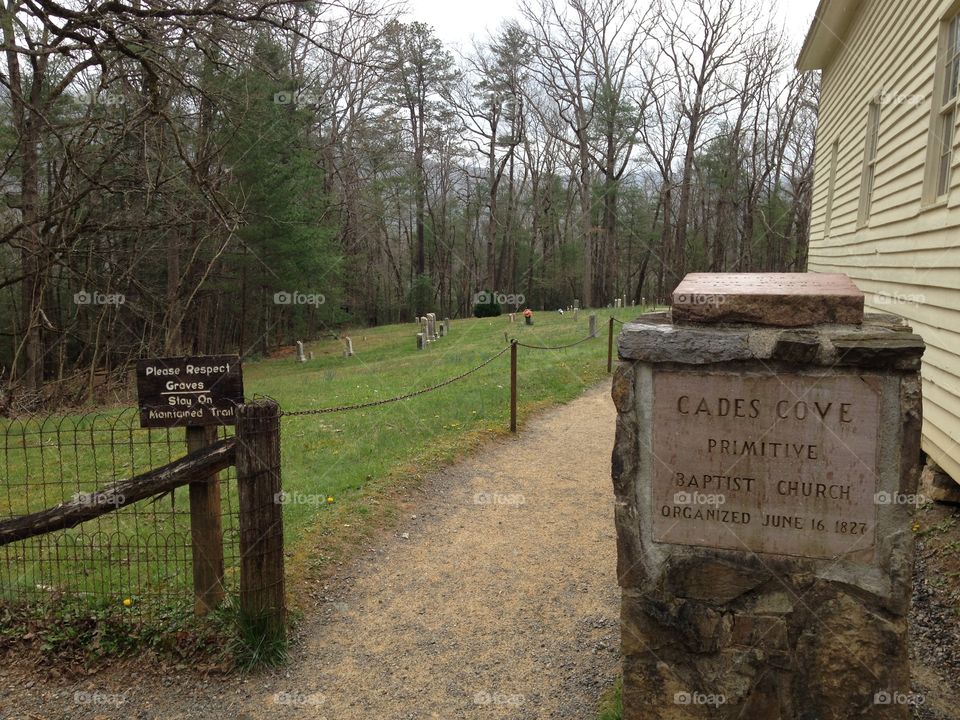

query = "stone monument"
[[611, 273, 924, 719]]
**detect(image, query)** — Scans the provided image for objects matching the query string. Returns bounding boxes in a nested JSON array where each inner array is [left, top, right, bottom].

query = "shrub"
[[473, 291, 502, 318]]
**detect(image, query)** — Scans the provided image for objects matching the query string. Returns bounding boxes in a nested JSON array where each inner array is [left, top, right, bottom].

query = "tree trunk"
[[4, 9, 45, 390]]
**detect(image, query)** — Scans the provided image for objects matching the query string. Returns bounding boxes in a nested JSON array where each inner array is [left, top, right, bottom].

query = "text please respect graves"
[[136, 355, 244, 428]]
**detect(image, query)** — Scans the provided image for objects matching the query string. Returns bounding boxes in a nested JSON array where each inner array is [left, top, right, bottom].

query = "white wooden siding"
[[807, 0, 960, 482]]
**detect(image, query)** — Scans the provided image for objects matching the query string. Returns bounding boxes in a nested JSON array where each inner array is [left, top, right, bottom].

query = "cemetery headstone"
[[296, 340, 306, 363], [611, 273, 925, 719], [343, 337, 354, 357], [417, 333, 425, 350], [588, 314, 597, 337]]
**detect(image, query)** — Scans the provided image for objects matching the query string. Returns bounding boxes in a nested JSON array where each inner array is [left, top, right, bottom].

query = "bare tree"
[[657, 0, 750, 282]]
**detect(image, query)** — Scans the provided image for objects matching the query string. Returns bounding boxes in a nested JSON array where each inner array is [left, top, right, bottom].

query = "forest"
[[0, 0, 817, 407]]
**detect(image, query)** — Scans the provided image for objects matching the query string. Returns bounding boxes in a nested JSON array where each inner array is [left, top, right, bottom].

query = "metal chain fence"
[[0, 319, 617, 639], [280, 343, 512, 417]]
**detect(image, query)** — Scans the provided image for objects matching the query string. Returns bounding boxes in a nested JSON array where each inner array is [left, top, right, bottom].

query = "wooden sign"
[[136, 355, 244, 428]]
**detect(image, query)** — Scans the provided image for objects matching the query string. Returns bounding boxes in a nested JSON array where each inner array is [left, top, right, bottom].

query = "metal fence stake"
[[510, 341, 518, 433]]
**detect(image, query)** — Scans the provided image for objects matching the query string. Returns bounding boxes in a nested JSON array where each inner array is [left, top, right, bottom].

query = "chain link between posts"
[[279, 344, 512, 417], [280, 315, 626, 417], [512, 333, 596, 350]]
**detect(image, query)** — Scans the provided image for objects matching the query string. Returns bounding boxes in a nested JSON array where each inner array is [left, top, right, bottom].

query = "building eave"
[[796, 0, 864, 71]]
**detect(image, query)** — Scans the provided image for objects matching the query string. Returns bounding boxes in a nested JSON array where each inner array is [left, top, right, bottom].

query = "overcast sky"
[[402, 0, 821, 56]]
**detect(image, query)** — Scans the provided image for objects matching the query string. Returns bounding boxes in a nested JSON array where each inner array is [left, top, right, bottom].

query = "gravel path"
[[0, 385, 621, 720]]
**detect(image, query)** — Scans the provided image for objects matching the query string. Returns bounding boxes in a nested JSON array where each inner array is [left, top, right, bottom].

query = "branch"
[[0, 437, 236, 546]]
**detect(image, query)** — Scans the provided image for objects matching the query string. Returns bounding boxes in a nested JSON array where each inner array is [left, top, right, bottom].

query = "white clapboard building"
[[798, 0, 960, 484]]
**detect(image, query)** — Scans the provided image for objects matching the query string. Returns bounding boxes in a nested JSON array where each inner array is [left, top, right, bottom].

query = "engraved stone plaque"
[[651, 372, 881, 560]]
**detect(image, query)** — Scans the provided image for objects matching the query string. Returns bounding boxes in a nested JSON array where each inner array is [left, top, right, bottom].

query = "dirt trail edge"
[[1, 384, 621, 720]]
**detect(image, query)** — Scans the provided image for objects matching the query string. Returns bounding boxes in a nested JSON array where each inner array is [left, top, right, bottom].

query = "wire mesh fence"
[[0, 409, 241, 628], [0, 318, 621, 642]]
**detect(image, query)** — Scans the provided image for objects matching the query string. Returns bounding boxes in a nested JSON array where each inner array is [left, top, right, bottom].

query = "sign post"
[[137, 355, 244, 615]]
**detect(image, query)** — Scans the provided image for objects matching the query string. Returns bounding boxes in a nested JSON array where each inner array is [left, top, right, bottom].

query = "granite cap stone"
[[672, 272, 865, 326]]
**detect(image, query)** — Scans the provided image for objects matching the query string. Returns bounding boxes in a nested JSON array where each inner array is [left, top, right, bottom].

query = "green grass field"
[[0, 307, 646, 634], [253, 308, 644, 553]]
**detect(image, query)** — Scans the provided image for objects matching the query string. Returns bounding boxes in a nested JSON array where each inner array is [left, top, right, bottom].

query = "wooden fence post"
[[187, 425, 225, 615], [607, 316, 615, 373], [235, 399, 286, 645]]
